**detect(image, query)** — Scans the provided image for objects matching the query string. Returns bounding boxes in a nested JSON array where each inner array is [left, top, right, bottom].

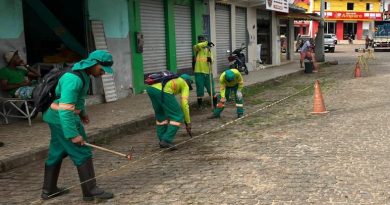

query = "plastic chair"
[[0, 97, 36, 126]]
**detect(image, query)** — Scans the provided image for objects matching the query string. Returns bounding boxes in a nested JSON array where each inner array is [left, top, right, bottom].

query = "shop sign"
[[266, 0, 289, 13], [314, 11, 382, 20]]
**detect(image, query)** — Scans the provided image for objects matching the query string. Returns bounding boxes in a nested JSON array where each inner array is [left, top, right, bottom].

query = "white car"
[[326, 33, 338, 44]]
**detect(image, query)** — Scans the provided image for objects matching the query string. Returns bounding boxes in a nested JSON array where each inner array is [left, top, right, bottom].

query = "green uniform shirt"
[[0, 67, 28, 96], [193, 41, 212, 74], [219, 69, 244, 98], [43, 71, 90, 139], [151, 77, 191, 123]]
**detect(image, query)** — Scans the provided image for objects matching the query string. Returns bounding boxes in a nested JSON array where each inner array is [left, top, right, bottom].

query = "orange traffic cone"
[[311, 80, 329, 114], [354, 63, 361, 78]]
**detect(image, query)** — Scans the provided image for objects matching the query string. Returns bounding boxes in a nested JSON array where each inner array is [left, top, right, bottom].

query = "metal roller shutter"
[[174, 5, 192, 71], [215, 4, 231, 72], [235, 7, 247, 60], [140, 0, 167, 74]]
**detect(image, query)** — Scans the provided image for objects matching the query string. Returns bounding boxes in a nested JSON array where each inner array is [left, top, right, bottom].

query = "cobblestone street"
[[2, 45, 390, 204]]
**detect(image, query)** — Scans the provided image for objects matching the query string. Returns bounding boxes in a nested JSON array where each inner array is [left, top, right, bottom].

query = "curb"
[[0, 65, 306, 173]]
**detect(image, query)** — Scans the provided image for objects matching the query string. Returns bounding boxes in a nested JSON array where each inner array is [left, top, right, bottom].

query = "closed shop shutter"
[[235, 7, 247, 60], [140, 0, 167, 74], [174, 4, 192, 71], [215, 4, 231, 72]]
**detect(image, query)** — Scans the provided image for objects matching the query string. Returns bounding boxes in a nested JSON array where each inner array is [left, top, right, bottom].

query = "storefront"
[[311, 12, 382, 40], [257, 10, 271, 64]]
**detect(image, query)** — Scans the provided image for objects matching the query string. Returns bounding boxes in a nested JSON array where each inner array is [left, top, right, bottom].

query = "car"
[[324, 34, 336, 52], [326, 33, 338, 44], [295, 35, 314, 52]]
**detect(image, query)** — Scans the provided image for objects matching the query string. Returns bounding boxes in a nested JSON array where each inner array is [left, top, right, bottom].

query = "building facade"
[[0, 0, 297, 102], [294, 0, 382, 40]]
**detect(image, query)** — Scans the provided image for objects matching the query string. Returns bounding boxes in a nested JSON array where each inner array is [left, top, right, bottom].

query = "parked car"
[[324, 34, 336, 52], [326, 33, 338, 44], [295, 35, 314, 52]]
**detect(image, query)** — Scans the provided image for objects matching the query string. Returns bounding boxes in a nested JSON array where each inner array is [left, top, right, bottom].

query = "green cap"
[[225, 70, 235, 82], [180, 74, 193, 90], [72, 50, 114, 74]]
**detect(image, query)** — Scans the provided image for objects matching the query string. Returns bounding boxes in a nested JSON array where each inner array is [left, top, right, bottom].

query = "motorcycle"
[[227, 45, 249, 75]]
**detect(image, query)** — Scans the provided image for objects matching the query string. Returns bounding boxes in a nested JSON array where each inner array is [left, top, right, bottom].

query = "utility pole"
[[315, 0, 325, 62]]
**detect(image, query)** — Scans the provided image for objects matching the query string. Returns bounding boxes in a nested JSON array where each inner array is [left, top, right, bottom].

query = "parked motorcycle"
[[227, 45, 249, 75]]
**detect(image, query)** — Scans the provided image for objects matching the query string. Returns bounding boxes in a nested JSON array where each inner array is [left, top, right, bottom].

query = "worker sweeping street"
[[41, 50, 114, 201], [208, 68, 244, 119], [193, 35, 215, 109], [146, 73, 194, 150]]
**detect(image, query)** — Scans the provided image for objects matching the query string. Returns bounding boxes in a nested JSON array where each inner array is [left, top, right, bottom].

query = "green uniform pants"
[[195, 73, 215, 98], [146, 87, 183, 143], [213, 86, 244, 116], [46, 123, 92, 166]]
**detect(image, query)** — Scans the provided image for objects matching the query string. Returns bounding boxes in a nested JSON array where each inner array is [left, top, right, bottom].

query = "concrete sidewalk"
[[0, 60, 303, 172]]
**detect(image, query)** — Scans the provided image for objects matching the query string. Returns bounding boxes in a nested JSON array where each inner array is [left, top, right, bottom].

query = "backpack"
[[144, 71, 180, 86], [144, 71, 180, 101], [33, 67, 85, 112]]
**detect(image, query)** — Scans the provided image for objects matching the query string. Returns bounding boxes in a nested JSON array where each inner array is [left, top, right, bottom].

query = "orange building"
[[294, 0, 382, 40]]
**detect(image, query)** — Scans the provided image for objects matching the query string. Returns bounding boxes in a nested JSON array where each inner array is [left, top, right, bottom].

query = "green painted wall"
[[0, 0, 24, 39], [165, 0, 177, 73], [129, 0, 206, 94], [128, 0, 144, 94], [89, 0, 129, 38], [191, 0, 205, 46]]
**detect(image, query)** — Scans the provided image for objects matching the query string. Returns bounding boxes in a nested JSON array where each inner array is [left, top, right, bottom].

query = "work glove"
[[216, 102, 224, 108], [208, 42, 215, 47], [236, 91, 243, 100], [220, 97, 226, 103], [207, 57, 212, 63]]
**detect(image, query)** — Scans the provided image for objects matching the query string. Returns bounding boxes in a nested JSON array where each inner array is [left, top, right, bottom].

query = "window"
[[324, 22, 336, 34], [347, 3, 354, 10], [325, 2, 330, 10], [366, 3, 373, 11]]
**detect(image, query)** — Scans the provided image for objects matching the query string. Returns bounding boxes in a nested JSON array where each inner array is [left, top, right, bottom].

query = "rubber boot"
[[197, 98, 203, 109], [77, 158, 114, 201], [156, 125, 167, 141], [160, 125, 179, 150], [41, 162, 69, 200], [0, 142, 3, 147]]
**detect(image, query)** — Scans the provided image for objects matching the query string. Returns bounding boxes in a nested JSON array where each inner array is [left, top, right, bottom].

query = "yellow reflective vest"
[[193, 41, 212, 74]]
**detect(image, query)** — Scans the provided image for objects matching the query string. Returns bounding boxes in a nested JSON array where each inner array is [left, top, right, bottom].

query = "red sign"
[[314, 11, 382, 20]]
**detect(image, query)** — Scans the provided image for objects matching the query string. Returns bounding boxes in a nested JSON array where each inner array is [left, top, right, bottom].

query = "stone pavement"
[[0, 60, 301, 173], [2, 44, 390, 204]]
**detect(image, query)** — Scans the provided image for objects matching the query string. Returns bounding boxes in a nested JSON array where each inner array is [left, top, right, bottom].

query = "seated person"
[[0, 51, 40, 99], [305, 46, 318, 72]]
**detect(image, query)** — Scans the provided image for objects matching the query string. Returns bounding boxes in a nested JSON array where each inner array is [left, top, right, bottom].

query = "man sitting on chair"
[[0, 51, 40, 99]]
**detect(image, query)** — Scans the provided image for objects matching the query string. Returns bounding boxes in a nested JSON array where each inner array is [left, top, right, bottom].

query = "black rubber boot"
[[159, 141, 178, 151], [0, 142, 4, 147], [41, 162, 69, 200], [197, 98, 203, 109], [77, 158, 114, 201]]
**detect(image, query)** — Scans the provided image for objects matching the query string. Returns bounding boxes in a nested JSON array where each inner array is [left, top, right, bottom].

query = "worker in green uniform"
[[146, 74, 193, 150], [41, 50, 114, 201], [208, 69, 244, 119], [193, 35, 215, 109]]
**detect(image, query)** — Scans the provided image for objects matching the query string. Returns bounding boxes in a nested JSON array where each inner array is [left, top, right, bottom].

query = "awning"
[[277, 13, 323, 21]]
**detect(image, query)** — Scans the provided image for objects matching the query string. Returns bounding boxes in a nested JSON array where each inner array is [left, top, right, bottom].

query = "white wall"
[[246, 7, 257, 69], [271, 11, 281, 65], [209, 0, 218, 76]]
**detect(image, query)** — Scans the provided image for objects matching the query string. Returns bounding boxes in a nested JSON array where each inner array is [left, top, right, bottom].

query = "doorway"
[[22, 0, 87, 65], [343, 22, 357, 40]]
